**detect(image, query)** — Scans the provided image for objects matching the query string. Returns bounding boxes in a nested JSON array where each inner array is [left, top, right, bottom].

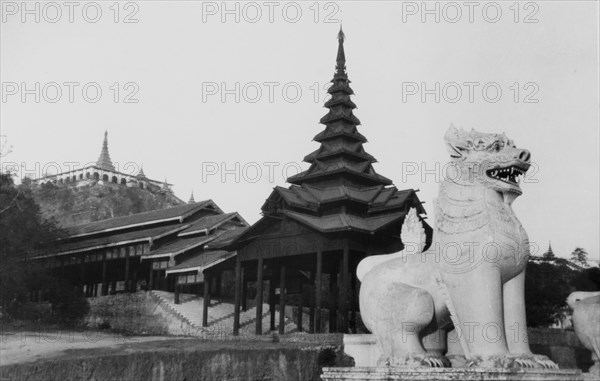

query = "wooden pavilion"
[[226, 29, 432, 335]]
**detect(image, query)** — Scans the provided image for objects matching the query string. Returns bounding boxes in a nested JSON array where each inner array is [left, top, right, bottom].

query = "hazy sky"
[[1, 1, 598, 261]]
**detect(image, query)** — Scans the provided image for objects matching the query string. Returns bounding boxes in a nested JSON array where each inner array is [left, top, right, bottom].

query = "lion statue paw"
[[466, 354, 559, 369], [379, 353, 449, 368], [532, 354, 560, 369]]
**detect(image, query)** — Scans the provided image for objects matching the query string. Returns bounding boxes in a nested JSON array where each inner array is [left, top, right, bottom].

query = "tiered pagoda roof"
[[234, 28, 430, 244], [287, 28, 392, 188]]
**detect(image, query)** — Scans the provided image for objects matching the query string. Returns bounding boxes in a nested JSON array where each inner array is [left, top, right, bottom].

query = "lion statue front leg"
[[443, 264, 557, 369], [502, 271, 558, 369]]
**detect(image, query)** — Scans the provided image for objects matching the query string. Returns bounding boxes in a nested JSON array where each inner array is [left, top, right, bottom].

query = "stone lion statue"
[[357, 125, 558, 369]]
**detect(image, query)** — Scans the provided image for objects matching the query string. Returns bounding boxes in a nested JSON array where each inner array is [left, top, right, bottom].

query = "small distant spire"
[[137, 165, 146, 178], [188, 191, 195, 204], [335, 24, 346, 75], [96, 131, 115, 171], [160, 178, 172, 194], [543, 241, 556, 259]]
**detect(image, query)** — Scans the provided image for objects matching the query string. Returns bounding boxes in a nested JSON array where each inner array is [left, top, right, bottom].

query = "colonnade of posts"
[[47, 253, 155, 297], [226, 243, 361, 335], [42, 245, 363, 336]]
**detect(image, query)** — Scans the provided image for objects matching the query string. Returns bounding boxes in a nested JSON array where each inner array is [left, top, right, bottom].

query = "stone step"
[[149, 291, 300, 336]]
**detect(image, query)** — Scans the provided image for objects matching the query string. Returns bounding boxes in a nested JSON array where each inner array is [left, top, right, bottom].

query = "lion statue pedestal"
[[322, 126, 583, 381]]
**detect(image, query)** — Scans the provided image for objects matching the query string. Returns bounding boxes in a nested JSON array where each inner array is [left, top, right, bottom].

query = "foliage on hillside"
[[525, 255, 599, 327], [0, 174, 61, 308], [28, 179, 184, 226], [1, 173, 89, 325]]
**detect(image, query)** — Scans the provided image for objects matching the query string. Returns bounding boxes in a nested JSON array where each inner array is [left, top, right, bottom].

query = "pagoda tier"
[[287, 29, 391, 188]]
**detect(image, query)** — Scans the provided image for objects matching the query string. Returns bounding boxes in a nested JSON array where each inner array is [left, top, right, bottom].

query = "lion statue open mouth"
[[357, 125, 558, 370]]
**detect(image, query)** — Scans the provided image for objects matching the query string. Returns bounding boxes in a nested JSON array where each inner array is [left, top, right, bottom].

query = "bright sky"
[[1, 1, 598, 261]]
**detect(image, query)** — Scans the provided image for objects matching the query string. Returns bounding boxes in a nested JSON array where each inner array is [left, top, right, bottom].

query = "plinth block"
[[321, 367, 584, 381]]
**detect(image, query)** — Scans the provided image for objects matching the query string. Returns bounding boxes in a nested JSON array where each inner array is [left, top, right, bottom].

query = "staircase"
[[149, 290, 300, 337]]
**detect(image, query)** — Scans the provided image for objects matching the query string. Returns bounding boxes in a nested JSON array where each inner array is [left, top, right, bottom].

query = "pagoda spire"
[[96, 131, 115, 171], [286, 28, 391, 188], [335, 25, 346, 76], [188, 191, 195, 204], [543, 241, 556, 259], [137, 165, 146, 178]]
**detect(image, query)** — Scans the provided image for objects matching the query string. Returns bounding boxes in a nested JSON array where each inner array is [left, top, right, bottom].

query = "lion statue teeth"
[[357, 125, 559, 369]]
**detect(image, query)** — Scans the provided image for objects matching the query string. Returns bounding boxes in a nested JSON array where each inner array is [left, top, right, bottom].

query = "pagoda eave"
[[304, 149, 377, 164], [313, 130, 368, 143], [287, 168, 393, 186], [319, 114, 361, 125], [324, 98, 357, 109]]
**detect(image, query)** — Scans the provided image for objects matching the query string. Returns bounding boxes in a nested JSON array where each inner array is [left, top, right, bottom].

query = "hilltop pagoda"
[[226, 29, 432, 335]]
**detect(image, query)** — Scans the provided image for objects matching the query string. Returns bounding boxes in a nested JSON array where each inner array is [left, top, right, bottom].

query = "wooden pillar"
[[241, 266, 247, 311], [278, 264, 286, 335], [202, 272, 211, 327], [350, 264, 357, 333], [269, 275, 276, 332], [315, 249, 322, 333], [174, 277, 180, 304], [148, 260, 154, 290], [233, 256, 242, 336], [297, 283, 304, 332], [215, 274, 222, 296], [132, 264, 138, 292], [124, 249, 130, 292], [60, 258, 65, 285], [340, 244, 350, 333], [79, 259, 85, 295], [329, 265, 338, 332], [255, 257, 264, 335], [101, 254, 108, 296], [309, 271, 315, 333]]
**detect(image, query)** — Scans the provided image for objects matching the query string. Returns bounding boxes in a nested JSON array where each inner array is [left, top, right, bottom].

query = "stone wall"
[[528, 327, 594, 371], [0, 339, 347, 381], [86, 292, 172, 336]]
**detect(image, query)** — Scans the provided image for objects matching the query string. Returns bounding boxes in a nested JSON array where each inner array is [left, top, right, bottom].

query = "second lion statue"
[[357, 125, 558, 369]]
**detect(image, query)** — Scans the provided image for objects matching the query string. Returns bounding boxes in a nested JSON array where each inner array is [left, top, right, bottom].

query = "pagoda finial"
[[188, 191, 195, 204], [96, 130, 115, 171], [335, 25, 346, 75]]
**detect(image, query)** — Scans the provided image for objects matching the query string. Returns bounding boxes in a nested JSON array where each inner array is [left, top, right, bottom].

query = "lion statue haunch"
[[357, 125, 558, 369], [567, 291, 600, 376]]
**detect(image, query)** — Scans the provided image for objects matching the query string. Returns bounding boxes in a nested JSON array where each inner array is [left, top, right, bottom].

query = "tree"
[[571, 266, 600, 291], [525, 257, 578, 327], [0, 173, 62, 316], [570, 247, 589, 268]]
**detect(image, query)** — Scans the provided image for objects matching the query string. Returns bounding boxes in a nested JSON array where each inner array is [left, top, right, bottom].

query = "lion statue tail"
[[356, 208, 427, 281]]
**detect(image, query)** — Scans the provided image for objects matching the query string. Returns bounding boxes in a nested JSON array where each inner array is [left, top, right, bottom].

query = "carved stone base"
[[321, 367, 584, 381]]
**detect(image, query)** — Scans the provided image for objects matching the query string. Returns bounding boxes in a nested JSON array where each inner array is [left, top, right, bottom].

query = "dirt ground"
[[0, 328, 188, 366]]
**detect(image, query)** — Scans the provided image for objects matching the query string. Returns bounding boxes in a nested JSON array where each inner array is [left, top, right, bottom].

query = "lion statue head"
[[443, 125, 532, 202]]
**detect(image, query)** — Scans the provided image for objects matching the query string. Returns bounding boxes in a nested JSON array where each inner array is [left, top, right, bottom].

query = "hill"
[[27, 178, 185, 227]]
